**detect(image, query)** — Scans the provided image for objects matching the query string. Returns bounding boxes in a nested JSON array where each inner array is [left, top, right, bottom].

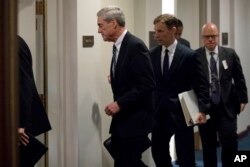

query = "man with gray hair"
[[97, 6, 155, 167]]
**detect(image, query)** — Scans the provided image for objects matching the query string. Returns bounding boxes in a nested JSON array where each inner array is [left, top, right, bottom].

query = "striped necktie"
[[112, 45, 117, 77], [210, 52, 220, 104]]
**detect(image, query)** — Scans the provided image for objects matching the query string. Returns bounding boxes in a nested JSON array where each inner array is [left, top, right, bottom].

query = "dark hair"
[[177, 19, 183, 27], [153, 14, 178, 29]]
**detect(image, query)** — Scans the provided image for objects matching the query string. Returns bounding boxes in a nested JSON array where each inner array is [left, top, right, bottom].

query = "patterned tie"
[[210, 52, 220, 104], [112, 45, 117, 77], [163, 49, 169, 74]]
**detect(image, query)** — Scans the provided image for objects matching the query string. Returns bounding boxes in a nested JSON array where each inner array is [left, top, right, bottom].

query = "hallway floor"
[[172, 131, 250, 167]]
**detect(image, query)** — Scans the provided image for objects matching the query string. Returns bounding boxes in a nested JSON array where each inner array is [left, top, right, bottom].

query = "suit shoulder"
[[149, 45, 161, 56], [194, 47, 204, 54], [177, 43, 193, 54], [126, 32, 144, 44], [125, 33, 148, 50], [178, 38, 190, 48], [219, 46, 235, 53]]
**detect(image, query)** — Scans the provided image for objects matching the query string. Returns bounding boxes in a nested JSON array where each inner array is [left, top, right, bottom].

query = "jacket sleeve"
[[231, 49, 248, 103]]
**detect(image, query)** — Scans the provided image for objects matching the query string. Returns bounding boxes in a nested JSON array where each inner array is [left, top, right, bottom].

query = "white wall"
[[47, 1, 62, 167], [176, 0, 200, 49], [47, 0, 78, 166], [77, 0, 103, 166], [219, 0, 230, 46], [232, 0, 250, 133], [18, 0, 36, 78], [134, 0, 162, 47]]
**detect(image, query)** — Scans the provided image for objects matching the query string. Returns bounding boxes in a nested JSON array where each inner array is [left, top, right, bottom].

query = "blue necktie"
[[210, 52, 220, 104], [112, 45, 117, 77]]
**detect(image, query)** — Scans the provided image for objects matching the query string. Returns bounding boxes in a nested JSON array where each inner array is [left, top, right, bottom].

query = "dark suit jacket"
[[178, 38, 190, 48], [196, 46, 248, 118], [109, 32, 155, 138], [18, 36, 51, 136], [150, 43, 210, 129]]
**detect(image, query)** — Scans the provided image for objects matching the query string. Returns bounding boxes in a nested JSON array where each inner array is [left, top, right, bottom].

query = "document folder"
[[20, 133, 48, 166], [104, 136, 151, 158], [103, 137, 114, 158], [178, 90, 210, 126]]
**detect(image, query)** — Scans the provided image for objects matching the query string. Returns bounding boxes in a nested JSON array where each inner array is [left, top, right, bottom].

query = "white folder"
[[178, 90, 210, 127]]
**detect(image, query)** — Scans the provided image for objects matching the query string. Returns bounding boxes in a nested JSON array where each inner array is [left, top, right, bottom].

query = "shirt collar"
[[162, 39, 178, 54], [114, 29, 127, 52], [205, 45, 218, 55]]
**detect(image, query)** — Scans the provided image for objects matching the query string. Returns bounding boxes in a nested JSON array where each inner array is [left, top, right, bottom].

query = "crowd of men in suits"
[[98, 6, 248, 167]]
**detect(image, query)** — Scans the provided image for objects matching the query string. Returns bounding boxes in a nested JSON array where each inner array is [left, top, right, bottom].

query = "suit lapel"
[[169, 44, 182, 71], [151, 46, 162, 79], [156, 49, 162, 76], [218, 46, 226, 80], [164, 44, 183, 81], [200, 48, 210, 81], [111, 32, 130, 85]]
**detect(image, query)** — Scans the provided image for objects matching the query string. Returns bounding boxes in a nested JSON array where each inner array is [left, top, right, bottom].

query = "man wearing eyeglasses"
[[196, 22, 248, 167]]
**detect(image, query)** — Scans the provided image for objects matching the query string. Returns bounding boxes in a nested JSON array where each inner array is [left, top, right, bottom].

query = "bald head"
[[202, 23, 219, 35], [201, 22, 219, 51]]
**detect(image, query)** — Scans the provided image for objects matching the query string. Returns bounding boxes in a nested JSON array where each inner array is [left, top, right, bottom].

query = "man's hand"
[[18, 128, 29, 146], [195, 112, 207, 124], [105, 101, 120, 116], [240, 103, 247, 112], [107, 75, 111, 84]]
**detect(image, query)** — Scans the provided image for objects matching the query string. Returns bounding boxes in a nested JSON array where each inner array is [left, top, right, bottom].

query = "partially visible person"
[[174, 18, 193, 166], [97, 6, 155, 167], [175, 19, 190, 48], [18, 35, 51, 167], [150, 13, 210, 167], [196, 22, 248, 167]]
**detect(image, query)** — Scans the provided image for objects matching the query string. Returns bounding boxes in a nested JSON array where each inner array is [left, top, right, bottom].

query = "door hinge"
[[36, 1, 44, 15]]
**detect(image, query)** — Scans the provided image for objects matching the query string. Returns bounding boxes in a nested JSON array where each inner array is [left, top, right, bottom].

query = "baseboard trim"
[[238, 125, 250, 139]]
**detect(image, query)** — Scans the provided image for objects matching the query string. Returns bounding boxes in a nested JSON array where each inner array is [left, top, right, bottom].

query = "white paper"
[[178, 90, 210, 127], [222, 60, 228, 69]]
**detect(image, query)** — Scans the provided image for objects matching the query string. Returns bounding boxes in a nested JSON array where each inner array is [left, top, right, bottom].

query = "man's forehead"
[[203, 28, 217, 34]]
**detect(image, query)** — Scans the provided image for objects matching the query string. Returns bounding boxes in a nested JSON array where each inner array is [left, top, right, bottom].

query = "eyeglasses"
[[202, 35, 218, 39]]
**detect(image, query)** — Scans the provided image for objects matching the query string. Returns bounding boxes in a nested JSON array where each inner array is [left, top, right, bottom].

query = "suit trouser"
[[199, 103, 238, 167], [151, 114, 195, 167], [175, 126, 194, 164], [111, 134, 149, 167]]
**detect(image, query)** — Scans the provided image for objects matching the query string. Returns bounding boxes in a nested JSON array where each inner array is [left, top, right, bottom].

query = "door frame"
[[0, 0, 18, 166]]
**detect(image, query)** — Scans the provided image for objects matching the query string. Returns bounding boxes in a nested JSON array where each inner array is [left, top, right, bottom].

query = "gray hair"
[[97, 6, 125, 27]]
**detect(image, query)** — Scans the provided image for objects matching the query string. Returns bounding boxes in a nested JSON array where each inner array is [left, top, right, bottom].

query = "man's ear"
[[172, 26, 177, 33], [110, 19, 117, 29]]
